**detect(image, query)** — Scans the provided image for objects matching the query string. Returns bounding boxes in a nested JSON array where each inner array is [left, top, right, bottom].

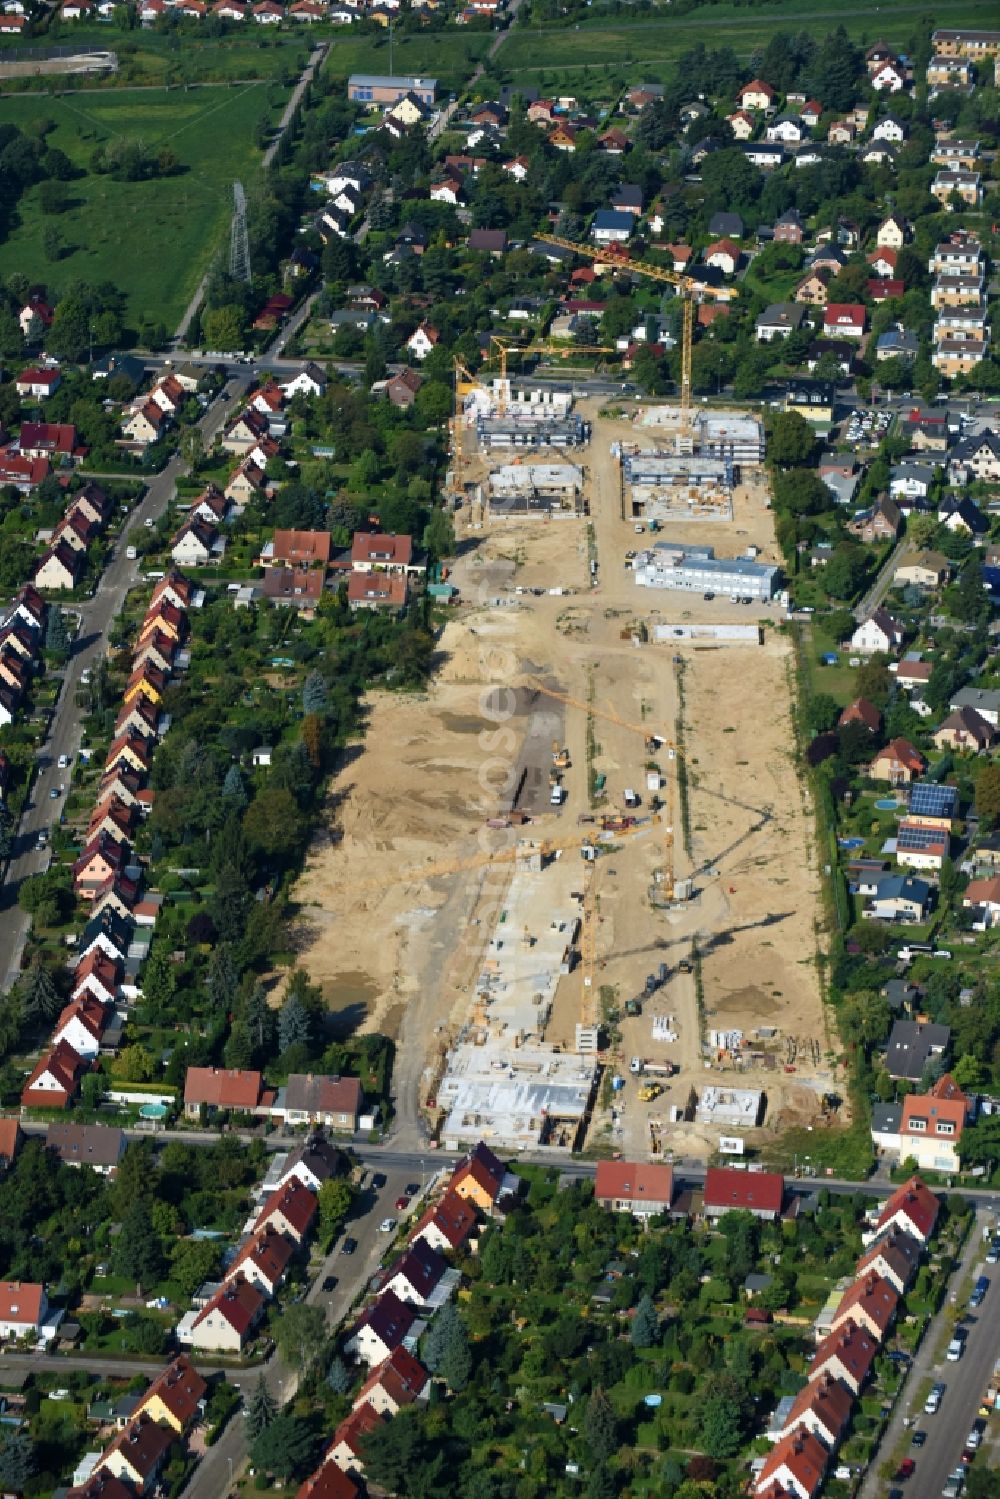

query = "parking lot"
[[843, 407, 894, 447]]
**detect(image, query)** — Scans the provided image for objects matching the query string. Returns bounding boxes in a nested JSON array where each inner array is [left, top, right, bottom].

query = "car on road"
[[895, 1459, 916, 1480], [372, 1173, 386, 1189], [987, 1245, 1000, 1264], [340, 1237, 357, 1255], [322, 1275, 338, 1292], [961, 1449, 976, 1466], [57, 754, 70, 769], [80, 668, 91, 684], [49, 786, 63, 799], [394, 1195, 410, 1212], [944, 1468, 966, 1497], [404, 1183, 419, 1197], [970, 1274, 989, 1308], [925, 1383, 945, 1413], [966, 1425, 982, 1450], [36, 829, 48, 848], [379, 1218, 397, 1234], [947, 1335, 965, 1361], [911, 1430, 927, 1448]]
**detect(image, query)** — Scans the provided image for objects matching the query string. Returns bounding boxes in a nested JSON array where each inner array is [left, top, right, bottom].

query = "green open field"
[[496, 0, 1000, 84], [323, 28, 492, 84], [0, 84, 286, 332], [0, 24, 309, 84]]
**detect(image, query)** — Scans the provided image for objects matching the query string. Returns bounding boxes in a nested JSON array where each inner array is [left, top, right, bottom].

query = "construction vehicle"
[[552, 740, 571, 769], [535, 233, 738, 444], [677, 959, 693, 974], [631, 1057, 676, 1078], [638, 1083, 663, 1102]]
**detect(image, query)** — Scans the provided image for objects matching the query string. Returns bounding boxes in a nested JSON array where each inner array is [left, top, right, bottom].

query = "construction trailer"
[[634, 542, 780, 600]]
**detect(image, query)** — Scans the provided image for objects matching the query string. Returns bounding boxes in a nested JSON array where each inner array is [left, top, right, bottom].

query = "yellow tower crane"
[[534, 233, 737, 439]]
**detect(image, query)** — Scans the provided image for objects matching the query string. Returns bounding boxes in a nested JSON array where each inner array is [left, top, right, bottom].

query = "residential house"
[[779, 1374, 853, 1451], [51, 997, 109, 1060], [708, 211, 744, 239], [21, 1040, 86, 1110], [755, 303, 807, 342], [295, 1464, 360, 1499], [262, 567, 325, 614], [15, 366, 62, 399], [0, 1118, 23, 1172], [838, 699, 881, 734], [868, 738, 925, 786], [885, 1020, 949, 1082], [933, 706, 994, 753], [277, 1138, 344, 1194], [187, 1277, 265, 1353], [327, 1403, 382, 1475], [963, 874, 1000, 929], [738, 79, 775, 110], [225, 1226, 296, 1298], [411, 1191, 478, 1256], [702, 1167, 783, 1221], [871, 60, 907, 91], [135, 1356, 207, 1435], [874, 1176, 939, 1243], [849, 609, 903, 655], [277, 1073, 361, 1131], [830, 1272, 898, 1341], [822, 303, 865, 340], [860, 873, 931, 924], [45, 1121, 123, 1176], [766, 114, 804, 143], [450, 1141, 508, 1213], [889, 462, 934, 500], [894, 1075, 969, 1172], [895, 818, 948, 872], [347, 574, 407, 612], [254, 1178, 318, 1245], [183, 1067, 267, 1119], [591, 210, 633, 245], [383, 1239, 447, 1307], [351, 1348, 429, 1417], [876, 328, 918, 362], [266, 529, 332, 568], [849, 496, 901, 543], [931, 170, 982, 207], [0, 1281, 48, 1340], [383, 369, 424, 409], [773, 208, 805, 243], [73, 833, 131, 899], [406, 324, 439, 361], [948, 430, 1000, 483], [872, 114, 906, 143], [34, 541, 82, 591], [346, 1289, 416, 1366], [754, 1429, 828, 1499], [949, 686, 1000, 727], [594, 1160, 674, 1218], [703, 238, 740, 275], [808, 1321, 879, 1395], [894, 657, 933, 693], [894, 551, 951, 588]]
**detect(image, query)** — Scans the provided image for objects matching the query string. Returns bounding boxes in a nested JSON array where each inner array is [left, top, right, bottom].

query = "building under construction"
[[489, 462, 585, 517], [621, 451, 733, 524], [477, 413, 591, 450], [638, 407, 765, 464]]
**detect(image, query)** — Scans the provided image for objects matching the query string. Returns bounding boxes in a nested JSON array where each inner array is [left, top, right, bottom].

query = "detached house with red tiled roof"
[[22, 1040, 86, 1110], [225, 1226, 296, 1298], [738, 79, 775, 110], [0, 1280, 47, 1339], [595, 1160, 674, 1218], [296, 1465, 360, 1499], [352, 1347, 429, 1417], [855, 1227, 921, 1295], [184, 1067, 269, 1118], [52, 997, 109, 1059], [703, 1167, 784, 1221], [450, 1141, 509, 1213]]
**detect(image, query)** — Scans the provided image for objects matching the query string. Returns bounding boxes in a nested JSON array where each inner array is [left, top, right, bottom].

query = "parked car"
[[404, 1183, 419, 1197], [372, 1173, 387, 1189], [394, 1195, 410, 1212], [895, 1459, 916, 1480], [340, 1237, 357, 1255], [379, 1218, 397, 1234], [911, 1431, 927, 1448], [947, 1335, 965, 1361], [322, 1276, 338, 1292]]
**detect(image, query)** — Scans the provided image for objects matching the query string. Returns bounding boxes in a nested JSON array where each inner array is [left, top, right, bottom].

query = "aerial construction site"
[[293, 371, 839, 1164]]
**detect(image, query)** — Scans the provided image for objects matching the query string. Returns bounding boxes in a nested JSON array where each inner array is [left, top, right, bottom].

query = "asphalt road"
[[0, 372, 254, 992], [893, 1241, 999, 1499]]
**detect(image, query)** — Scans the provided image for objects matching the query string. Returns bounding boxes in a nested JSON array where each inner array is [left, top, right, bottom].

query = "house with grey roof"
[[858, 873, 931, 924], [884, 1020, 950, 1082], [950, 686, 1000, 727], [756, 303, 807, 342]]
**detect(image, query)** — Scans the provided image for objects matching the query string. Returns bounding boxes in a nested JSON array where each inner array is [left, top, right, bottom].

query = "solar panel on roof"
[[897, 824, 946, 851], [909, 782, 958, 818]]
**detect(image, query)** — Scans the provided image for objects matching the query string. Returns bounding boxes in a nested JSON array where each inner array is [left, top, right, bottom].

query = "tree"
[[423, 1300, 461, 1374], [202, 305, 245, 352], [360, 1406, 423, 1492], [302, 670, 328, 715], [767, 411, 818, 467], [630, 1292, 659, 1348], [584, 1387, 618, 1466], [700, 1390, 743, 1458], [439, 1308, 472, 1391], [317, 1178, 353, 1240], [45, 606, 70, 659], [326, 1357, 352, 1395], [139, 947, 176, 1024], [243, 788, 303, 858], [805, 693, 841, 737], [42, 226, 62, 262], [855, 659, 892, 708], [249, 1412, 316, 1481], [222, 763, 248, 810], [423, 506, 455, 560], [111, 1043, 156, 1083], [975, 764, 1000, 827], [20, 959, 60, 1023], [245, 1374, 277, 1439], [0, 802, 11, 864], [169, 1238, 219, 1299], [0, 1432, 36, 1491], [278, 992, 312, 1054], [114, 1199, 164, 1288], [274, 1302, 326, 1372], [719, 1211, 759, 1282]]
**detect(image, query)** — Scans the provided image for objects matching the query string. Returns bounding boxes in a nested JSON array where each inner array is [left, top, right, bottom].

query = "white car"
[[947, 1336, 964, 1362], [57, 754, 70, 769], [379, 1218, 397, 1234]]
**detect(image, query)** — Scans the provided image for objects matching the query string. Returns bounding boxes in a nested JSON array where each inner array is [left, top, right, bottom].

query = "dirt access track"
[[292, 398, 837, 1157]]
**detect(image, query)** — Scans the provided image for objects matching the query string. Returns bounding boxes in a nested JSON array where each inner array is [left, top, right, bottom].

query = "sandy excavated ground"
[[292, 400, 835, 1155]]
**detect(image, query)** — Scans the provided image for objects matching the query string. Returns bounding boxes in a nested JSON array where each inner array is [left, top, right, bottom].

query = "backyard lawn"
[[323, 28, 492, 84], [0, 84, 288, 333], [0, 24, 309, 84]]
